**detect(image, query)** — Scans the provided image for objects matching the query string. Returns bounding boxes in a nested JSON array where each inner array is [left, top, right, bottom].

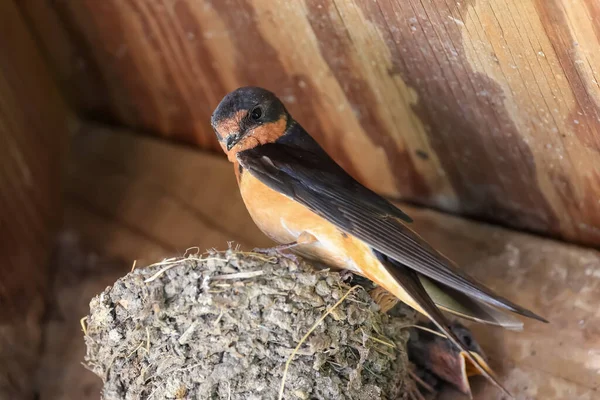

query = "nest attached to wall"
[[83, 249, 420, 399]]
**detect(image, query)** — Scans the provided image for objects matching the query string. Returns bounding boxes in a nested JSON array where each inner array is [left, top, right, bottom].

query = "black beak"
[[225, 135, 238, 151]]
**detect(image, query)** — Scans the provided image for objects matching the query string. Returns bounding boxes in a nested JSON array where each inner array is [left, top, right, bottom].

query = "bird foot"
[[369, 286, 400, 313], [338, 269, 355, 283], [252, 243, 300, 263], [278, 252, 300, 263]]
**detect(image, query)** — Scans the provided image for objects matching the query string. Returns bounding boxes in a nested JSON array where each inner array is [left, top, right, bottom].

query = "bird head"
[[211, 86, 289, 161], [408, 321, 495, 397]]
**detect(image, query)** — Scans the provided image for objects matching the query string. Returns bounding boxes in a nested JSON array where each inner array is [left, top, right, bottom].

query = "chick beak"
[[408, 323, 497, 398], [431, 344, 475, 396], [446, 350, 497, 397]]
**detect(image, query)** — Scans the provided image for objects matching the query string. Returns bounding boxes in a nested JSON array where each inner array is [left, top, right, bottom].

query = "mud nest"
[[83, 250, 418, 399]]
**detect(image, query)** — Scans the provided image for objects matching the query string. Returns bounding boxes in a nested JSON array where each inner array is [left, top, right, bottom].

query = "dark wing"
[[237, 127, 546, 322]]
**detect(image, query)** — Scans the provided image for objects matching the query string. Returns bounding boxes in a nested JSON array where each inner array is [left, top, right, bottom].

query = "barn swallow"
[[211, 86, 547, 397]]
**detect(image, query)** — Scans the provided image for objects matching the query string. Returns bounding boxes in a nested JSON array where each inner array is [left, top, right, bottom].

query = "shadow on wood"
[[0, 1, 70, 399]]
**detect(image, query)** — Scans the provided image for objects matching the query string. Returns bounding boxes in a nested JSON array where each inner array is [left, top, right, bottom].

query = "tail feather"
[[374, 250, 513, 398], [419, 275, 524, 330]]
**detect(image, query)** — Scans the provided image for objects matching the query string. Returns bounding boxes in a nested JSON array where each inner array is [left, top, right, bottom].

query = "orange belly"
[[237, 168, 426, 314], [239, 167, 353, 269]]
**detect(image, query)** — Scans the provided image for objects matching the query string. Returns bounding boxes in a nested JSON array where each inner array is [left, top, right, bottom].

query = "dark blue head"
[[211, 87, 288, 152]]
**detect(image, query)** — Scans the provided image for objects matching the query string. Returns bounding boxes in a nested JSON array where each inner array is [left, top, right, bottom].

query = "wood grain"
[[0, 1, 69, 321], [19, 0, 600, 247], [66, 123, 600, 400], [65, 123, 272, 264], [0, 1, 70, 398], [409, 207, 600, 400]]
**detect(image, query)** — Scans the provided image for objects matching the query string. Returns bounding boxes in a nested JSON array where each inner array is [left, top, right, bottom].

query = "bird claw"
[[369, 286, 400, 313], [279, 252, 300, 263], [251, 244, 300, 263], [338, 269, 355, 283]]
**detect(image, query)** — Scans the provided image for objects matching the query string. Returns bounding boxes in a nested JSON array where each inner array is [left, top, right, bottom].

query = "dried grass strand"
[[404, 324, 447, 339], [278, 285, 360, 400], [408, 369, 435, 393], [143, 251, 277, 283], [212, 270, 264, 280], [80, 316, 88, 336]]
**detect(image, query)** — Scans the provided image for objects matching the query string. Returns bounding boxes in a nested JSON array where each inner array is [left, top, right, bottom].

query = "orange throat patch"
[[223, 116, 288, 162]]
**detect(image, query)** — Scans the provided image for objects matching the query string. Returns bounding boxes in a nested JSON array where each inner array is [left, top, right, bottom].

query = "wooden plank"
[[408, 206, 600, 399], [18, 0, 600, 247], [65, 124, 272, 264], [0, 1, 70, 398], [66, 123, 599, 399], [0, 0, 69, 320], [35, 232, 126, 400]]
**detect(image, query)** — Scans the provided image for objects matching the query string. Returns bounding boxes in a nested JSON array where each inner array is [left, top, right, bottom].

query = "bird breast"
[[237, 167, 423, 313], [238, 169, 359, 272]]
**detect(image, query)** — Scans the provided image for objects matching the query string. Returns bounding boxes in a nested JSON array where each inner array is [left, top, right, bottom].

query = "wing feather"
[[238, 132, 546, 323]]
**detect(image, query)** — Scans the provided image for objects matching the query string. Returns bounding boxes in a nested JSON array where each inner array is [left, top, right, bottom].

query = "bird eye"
[[250, 106, 263, 121], [462, 334, 472, 347]]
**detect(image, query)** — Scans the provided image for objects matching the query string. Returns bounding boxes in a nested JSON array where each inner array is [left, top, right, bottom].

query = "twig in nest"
[[212, 270, 265, 280], [367, 334, 396, 349], [175, 362, 203, 373], [147, 257, 178, 268], [408, 368, 436, 393], [143, 263, 181, 283], [146, 327, 151, 353], [143, 257, 224, 282], [126, 341, 145, 359], [123, 327, 152, 359], [143, 258, 180, 282], [278, 285, 361, 400], [144, 251, 277, 283], [409, 386, 427, 400], [178, 321, 199, 345], [184, 246, 200, 257], [213, 311, 224, 326], [403, 324, 447, 339], [360, 326, 397, 349], [236, 251, 278, 264], [80, 316, 88, 336], [147, 384, 159, 400], [131, 259, 138, 272]]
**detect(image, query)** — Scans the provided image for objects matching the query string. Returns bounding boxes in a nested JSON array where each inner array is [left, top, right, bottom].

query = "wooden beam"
[[65, 124, 272, 264], [0, 1, 69, 320], [19, 0, 600, 247], [0, 0, 70, 398]]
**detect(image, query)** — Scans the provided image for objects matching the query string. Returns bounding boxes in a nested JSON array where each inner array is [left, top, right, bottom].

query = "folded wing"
[[237, 128, 546, 324]]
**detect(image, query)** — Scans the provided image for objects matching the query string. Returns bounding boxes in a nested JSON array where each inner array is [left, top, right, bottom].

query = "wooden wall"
[[0, 1, 69, 322], [0, 1, 70, 398], [19, 0, 600, 247]]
